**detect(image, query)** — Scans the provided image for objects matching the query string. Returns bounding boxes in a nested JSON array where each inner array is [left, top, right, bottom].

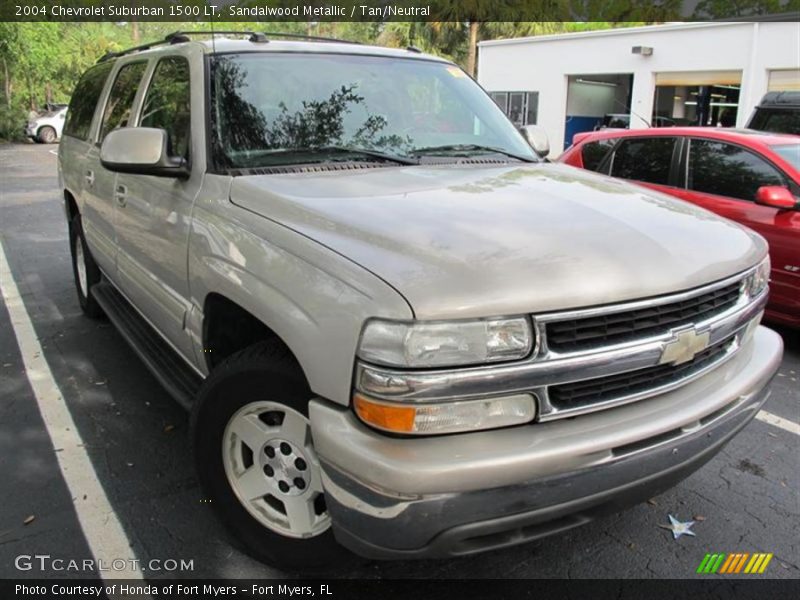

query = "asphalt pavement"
[[0, 143, 798, 580]]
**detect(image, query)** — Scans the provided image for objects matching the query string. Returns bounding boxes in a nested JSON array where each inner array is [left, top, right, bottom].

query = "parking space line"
[[757, 410, 800, 436], [0, 238, 143, 582]]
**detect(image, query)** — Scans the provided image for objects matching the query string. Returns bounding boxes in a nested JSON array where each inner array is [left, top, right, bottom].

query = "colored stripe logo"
[[697, 553, 773, 574]]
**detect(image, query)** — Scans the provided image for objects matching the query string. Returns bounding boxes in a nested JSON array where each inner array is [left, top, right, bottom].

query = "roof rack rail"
[[97, 30, 362, 62], [161, 30, 360, 45], [97, 37, 168, 63], [258, 31, 362, 45]]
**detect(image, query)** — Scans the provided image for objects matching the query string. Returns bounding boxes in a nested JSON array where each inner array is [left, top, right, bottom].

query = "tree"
[[693, 0, 790, 17]]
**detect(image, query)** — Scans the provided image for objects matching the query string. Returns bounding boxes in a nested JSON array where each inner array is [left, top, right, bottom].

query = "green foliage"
[[0, 22, 132, 121], [693, 0, 798, 17], [0, 103, 27, 141]]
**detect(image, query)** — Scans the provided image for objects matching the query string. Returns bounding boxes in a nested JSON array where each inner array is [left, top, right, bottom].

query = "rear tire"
[[69, 214, 104, 319], [192, 340, 354, 570], [38, 126, 57, 144]]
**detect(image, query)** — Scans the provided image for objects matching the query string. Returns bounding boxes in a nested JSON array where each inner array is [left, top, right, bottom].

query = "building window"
[[490, 91, 538, 127]]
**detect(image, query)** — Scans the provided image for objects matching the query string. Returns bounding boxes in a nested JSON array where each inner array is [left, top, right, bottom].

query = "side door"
[[605, 136, 682, 196], [60, 61, 114, 275], [670, 138, 800, 320], [113, 54, 201, 360], [88, 60, 150, 275]]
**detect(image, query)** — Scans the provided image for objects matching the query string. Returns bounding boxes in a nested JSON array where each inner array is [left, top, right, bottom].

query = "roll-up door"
[[768, 69, 800, 91], [655, 71, 742, 86]]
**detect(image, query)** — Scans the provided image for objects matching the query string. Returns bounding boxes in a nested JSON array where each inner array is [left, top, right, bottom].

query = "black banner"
[[2, 579, 799, 600], [1, 0, 799, 23]]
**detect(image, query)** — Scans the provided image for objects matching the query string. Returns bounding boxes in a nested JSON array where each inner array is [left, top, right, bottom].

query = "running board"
[[92, 281, 202, 410]]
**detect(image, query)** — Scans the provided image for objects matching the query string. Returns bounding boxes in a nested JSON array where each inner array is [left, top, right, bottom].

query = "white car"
[[26, 106, 67, 143]]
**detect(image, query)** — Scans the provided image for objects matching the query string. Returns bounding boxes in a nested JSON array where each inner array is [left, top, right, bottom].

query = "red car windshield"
[[770, 143, 800, 172]]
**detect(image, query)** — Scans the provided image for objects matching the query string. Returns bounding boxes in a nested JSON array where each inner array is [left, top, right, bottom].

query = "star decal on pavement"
[[659, 514, 697, 540]]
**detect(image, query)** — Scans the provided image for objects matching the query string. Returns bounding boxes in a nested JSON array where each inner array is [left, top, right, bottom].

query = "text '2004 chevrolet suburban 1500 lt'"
[[58, 32, 783, 569]]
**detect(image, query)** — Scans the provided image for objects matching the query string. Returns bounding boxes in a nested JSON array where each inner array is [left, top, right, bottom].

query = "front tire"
[[38, 126, 57, 144], [192, 341, 352, 570], [69, 214, 104, 319]]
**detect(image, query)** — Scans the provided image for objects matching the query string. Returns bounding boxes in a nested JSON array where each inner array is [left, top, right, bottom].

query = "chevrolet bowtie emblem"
[[659, 328, 710, 365]]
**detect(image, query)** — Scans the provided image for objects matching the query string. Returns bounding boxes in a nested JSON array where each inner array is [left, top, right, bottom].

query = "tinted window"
[[581, 139, 615, 173], [63, 62, 113, 140], [688, 139, 784, 201], [749, 108, 800, 135], [140, 57, 191, 159], [99, 62, 147, 142], [610, 137, 676, 185]]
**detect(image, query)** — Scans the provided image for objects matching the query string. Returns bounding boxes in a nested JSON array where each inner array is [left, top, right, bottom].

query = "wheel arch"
[[188, 207, 414, 406], [64, 189, 79, 222], [201, 292, 305, 379]]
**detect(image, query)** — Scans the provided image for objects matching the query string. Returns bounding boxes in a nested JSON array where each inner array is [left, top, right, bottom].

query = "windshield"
[[771, 143, 800, 171], [209, 53, 537, 169]]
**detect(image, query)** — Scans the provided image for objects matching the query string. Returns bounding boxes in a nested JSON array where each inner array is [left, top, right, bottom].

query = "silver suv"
[[58, 32, 782, 569]]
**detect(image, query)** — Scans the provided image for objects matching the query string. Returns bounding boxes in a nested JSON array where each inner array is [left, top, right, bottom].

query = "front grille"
[[548, 337, 733, 409], [545, 281, 741, 353]]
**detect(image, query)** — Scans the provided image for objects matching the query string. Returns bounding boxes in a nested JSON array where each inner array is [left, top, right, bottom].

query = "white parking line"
[[0, 238, 143, 582], [49, 149, 58, 156], [757, 410, 800, 435]]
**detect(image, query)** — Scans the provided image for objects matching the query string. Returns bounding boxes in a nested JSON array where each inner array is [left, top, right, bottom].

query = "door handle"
[[114, 184, 127, 207], [84, 170, 95, 186]]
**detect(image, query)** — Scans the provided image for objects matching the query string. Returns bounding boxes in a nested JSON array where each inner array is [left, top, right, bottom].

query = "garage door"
[[768, 69, 800, 91], [655, 70, 742, 86]]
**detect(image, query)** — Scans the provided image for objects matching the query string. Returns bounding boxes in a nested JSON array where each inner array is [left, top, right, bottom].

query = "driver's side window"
[[140, 57, 191, 159]]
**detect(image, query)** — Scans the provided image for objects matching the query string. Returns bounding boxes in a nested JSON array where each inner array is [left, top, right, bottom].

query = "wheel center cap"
[[262, 438, 309, 497]]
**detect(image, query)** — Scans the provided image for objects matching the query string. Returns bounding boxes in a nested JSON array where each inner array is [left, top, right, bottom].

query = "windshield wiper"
[[262, 145, 418, 166], [410, 144, 537, 163]]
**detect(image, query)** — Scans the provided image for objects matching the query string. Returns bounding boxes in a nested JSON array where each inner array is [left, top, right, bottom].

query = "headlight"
[[358, 317, 533, 368], [744, 256, 770, 299], [354, 393, 537, 435]]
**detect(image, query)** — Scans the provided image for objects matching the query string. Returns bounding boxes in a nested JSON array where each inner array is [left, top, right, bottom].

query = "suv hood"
[[230, 163, 765, 319]]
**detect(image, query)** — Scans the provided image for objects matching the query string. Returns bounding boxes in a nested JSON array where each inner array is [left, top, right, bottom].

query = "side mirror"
[[520, 125, 550, 158], [100, 127, 189, 179], [755, 185, 797, 210]]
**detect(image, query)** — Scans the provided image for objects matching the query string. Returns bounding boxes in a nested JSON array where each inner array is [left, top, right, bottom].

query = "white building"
[[478, 21, 800, 155]]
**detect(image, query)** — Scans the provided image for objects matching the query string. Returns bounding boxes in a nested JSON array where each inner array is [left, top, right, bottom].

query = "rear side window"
[[581, 139, 615, 173], [99, 62, 148, 142], [140, 57, 191, 159], [63, 62, 113, 141], [749, 108, 800, 135], [688, 139, 785, 201], [610, 137, 677, 185]]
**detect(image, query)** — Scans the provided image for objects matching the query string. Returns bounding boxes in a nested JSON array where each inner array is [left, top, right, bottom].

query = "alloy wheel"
[[222, 401, 330, 538]]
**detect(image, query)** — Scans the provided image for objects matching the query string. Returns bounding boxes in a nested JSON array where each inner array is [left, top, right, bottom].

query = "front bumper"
[[309, 326, 783, 559]]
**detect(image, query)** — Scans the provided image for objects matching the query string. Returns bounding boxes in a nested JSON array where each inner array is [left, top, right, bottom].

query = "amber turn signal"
[[353, 392, 537, 435], [353, 393, 416, 433]]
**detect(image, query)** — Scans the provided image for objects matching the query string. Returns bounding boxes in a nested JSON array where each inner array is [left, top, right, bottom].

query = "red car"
[[560, 127, 800, 328]]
